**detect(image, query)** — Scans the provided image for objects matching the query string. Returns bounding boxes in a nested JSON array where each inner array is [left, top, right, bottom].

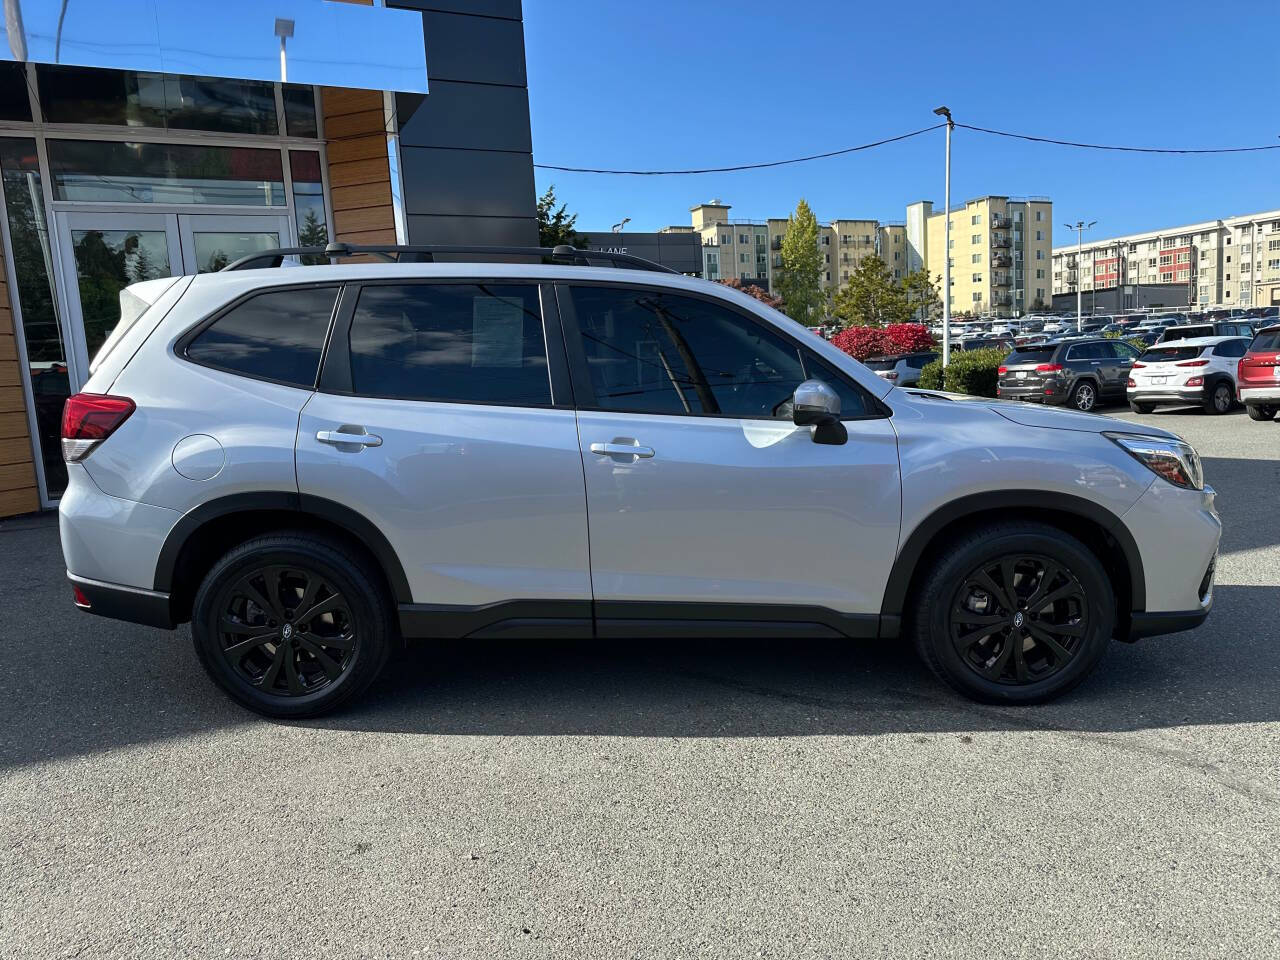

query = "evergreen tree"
[[831, 254, 908, 327], [536, 184, 586, 248], [776, 199, 824, 325]]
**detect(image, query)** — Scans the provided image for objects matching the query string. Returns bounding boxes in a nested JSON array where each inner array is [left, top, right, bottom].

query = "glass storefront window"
[[0, 138, 68, 497], [37, 65, 279, 136], [290, 151, 328, 263], [282, 86, 319, 139], [48, 140, 286, 206], [69, 229, 172, 358], [0, 64, 32, 122]]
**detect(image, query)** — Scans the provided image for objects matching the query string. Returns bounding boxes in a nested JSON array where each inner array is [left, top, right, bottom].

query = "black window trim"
[[315, 277, 572, 410], [553, 279, 890, 423], [175, 280, 344, 391]]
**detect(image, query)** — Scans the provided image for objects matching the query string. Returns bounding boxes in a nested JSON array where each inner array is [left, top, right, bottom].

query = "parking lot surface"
[[2, 404, 1278, 958]]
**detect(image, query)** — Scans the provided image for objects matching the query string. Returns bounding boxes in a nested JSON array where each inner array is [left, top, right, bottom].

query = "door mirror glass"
[[791, 379, 846, 445]]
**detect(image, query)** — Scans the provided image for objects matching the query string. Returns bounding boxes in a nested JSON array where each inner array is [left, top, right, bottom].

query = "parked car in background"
[[1127, 337, 1249, 414], [1101, 323, 1126, 335], [1238, 324, 1280, 421], [997, 338, 1140, 411], [1245, 305, 1278, 321], [960, 336, 1013, 352], [1158, 321, 1254, 343], [865, 352, 938, 387]]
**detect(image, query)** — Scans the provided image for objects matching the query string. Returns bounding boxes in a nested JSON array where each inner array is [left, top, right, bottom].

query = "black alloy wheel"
[[949, 555, 1086, 686], [191, 533, 392, 718], [218, 565, 356, 697]]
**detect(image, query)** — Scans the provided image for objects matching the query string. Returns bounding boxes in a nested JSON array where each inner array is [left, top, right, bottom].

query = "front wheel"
[[911, 522, 1115, 704], [1246, 404, 1275, 422], [1204, 381, 1233, 415], [191, 533, 394, 718], [1069, 380, 1098, 412]]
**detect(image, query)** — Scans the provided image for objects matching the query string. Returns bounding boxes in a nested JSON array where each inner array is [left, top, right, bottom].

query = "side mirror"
[[791, 379, 847, 445]]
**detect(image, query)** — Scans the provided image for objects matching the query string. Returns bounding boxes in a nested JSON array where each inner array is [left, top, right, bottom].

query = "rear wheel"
[[1129, 400, 1155, 414], [912, 523, 1115, 705], [191, 533, 393, 718], [1069, 380, 1098, 412], [1246, 404, 1275, 421], [1204, 380, 1233, 415]]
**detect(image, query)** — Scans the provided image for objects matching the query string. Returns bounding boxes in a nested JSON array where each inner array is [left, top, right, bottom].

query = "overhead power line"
[[532, 123, 945, 174], [955, 123, 1280, 155], [533, 123, 1280, 175]]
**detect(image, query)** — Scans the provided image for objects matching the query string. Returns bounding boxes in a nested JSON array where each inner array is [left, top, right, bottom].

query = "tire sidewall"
[[920, 528, 1114, 704], [1071, 381, 1097, 411], [192, 537, 389, 718]]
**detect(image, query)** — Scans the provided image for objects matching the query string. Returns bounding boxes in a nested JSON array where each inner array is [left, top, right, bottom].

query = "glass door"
[[54, 211, 182, 386], [178, 213, 291, 274]]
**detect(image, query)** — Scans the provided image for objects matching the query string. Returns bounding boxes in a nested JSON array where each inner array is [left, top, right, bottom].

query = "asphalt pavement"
[[2, 403, 1277, 958]]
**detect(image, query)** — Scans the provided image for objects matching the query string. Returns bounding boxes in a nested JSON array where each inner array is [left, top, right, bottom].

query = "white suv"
[[1127, 336, 1250, 414], [58, 245, 1221, 717]]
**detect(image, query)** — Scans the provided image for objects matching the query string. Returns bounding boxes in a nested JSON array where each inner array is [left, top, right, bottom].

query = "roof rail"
[[221, 242, 678, 274]]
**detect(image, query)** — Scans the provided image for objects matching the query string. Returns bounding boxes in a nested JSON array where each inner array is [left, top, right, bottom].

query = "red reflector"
[[62, 393, 135, 441], [1176, 359, 1209, 367], [997, 366, 1008, 375], [1127, 378, 1136, 387], [1186, 376, 1204, 387], [1035, 363, 1064, 372], [73, 585, 90, 608]]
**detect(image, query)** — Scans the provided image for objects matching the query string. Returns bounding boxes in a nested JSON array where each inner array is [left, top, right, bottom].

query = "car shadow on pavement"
[[1201, 456, 1280, 556]]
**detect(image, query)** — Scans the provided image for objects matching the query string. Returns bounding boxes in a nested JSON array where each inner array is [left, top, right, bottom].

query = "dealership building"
[[0, 0, 537, 517]]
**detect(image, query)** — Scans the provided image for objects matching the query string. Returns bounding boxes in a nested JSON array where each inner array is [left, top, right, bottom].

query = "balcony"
[[772, 255, 782, 268], [1064, 256, 1077, 268], [993, 272, 1011, 286], [991, 215, 1013, 229], [991, 254, 1012, 268], [770, 237, 782, 250], [991, 234, 1011, 249], [992, 293, 1013, 307]]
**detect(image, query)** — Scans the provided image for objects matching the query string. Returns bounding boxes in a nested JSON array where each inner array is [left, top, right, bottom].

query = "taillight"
[[1185, 375, 1204, 387], [1176, 359, 1209, 367], [1035, 363, 1064, 373], [997, 366, 1008, 375], [1127, 378, 1136, 387], [882, 370, 898, 380], [1132, 361, 1146, 368], [61, 393, 135, 462]]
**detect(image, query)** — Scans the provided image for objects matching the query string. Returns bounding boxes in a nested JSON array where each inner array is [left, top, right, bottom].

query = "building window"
[[972, 292, 982, 302], [721, 233, 731, 245], [972, 273, 982, 282], [1035, 210, 1043, 221], [1035, 230, 1043, 241], [970, 214, 980, 225], [971, 234, 980, 244], [971, 253, 981, 264], [1035, 250, 1043, 260], [1036, 268, 1044, 279]]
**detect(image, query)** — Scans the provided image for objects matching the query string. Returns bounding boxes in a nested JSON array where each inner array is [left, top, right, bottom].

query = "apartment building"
[[690, 201, 907, 297], [907, 196, 1053, 318], [1050, 208, 1280, 310]]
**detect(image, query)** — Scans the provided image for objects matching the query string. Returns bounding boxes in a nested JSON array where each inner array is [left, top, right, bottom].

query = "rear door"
[[1099, 340, 1137, 394], [558, 282, 901, 635], [296, 280, 592, 635]]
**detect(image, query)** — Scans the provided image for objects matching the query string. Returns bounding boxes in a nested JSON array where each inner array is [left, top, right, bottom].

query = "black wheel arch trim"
[[153, 491, 412, 604], [879, 490, 1146, 621]]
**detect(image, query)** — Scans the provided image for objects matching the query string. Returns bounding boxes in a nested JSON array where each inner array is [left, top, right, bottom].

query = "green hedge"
[[943, 347, 1004, 397], [918, 358, 943, 390]]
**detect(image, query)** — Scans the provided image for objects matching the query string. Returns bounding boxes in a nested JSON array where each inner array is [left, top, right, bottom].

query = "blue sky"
[[524, 0, 1280, 245]]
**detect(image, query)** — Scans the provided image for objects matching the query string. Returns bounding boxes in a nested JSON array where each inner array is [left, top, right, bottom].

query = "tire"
[[1246, 404, 1275, 422], [1203, 380, 1233, 415], [911, 522, 1115, 705], [1069, 380, 1098, 412], [191, 532, 394, 718], [1129, 401, 1155, 414]]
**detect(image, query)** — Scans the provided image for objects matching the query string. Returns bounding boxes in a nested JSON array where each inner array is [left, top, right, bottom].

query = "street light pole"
[[934, 106, 953, 366], [1064, 219, 1096, 331]]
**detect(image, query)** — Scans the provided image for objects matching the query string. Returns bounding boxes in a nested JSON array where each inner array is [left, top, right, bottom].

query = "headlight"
[[1105, 432, 1204, 490]]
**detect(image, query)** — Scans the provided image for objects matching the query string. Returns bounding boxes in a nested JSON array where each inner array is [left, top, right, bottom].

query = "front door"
[[558, 283, 902, 637], [54, 210, 291, 385]]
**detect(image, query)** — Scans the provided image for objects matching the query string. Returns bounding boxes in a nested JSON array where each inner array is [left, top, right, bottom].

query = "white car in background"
[[1127, 336, 1250, 414]]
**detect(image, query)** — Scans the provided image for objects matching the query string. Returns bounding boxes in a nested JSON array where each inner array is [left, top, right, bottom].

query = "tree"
[[902, 268, 942, 323], [536, 184, 586, 248], [717, 277, 783, 311], [776, 199, 824, 326], [831, 254, 908, 328]]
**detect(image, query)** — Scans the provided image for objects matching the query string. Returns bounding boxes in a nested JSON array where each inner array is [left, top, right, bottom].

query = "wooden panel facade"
[[321, 86, 397, 256], [0, 243, 38, 517]]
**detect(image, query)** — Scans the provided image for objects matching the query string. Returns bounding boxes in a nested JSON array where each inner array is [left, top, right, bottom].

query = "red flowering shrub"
[[829, 325, 891, 361], [883, 323, 935, 353]]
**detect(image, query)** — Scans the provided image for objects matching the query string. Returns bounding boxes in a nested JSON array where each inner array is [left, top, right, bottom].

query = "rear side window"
[[1214, 339, 1247, 358], [1066, 342, 1105, 361], [1140, 345, 1204, 363], [1251, 330, 1280, 352], [864, 358, 898, 371], [347, 283, 550, 405], [185, 285, 337, 387]]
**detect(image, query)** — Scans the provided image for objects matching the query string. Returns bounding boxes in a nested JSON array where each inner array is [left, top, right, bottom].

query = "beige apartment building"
[[907, 196, 1053, 318], [689, 200, 908, 298], [1050, 208, 1280, 309]]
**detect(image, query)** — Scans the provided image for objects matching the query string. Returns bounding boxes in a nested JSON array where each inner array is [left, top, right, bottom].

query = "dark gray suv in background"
[[997, 338, 1141, 411]]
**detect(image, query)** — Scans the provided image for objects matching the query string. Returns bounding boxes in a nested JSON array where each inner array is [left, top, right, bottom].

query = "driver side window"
[[569, 285, 811, 418]]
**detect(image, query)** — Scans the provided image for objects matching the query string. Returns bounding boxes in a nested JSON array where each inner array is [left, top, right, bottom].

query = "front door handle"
[[590, 439, 655, 459], [317, 427, 383, 448]]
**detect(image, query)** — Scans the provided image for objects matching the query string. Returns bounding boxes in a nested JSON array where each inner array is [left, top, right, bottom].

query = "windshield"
[[864, 358, 898, 370], [1140, 345, 1204, 363], [1005, 346, 1056, 364]]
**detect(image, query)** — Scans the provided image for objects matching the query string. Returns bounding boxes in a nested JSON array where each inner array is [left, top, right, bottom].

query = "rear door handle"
[[590, 439, 655, 459], [317, 427, 382, 448]]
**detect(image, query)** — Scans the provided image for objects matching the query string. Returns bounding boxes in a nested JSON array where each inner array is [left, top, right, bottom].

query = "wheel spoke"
[[297, 593, 345, 625], [294, 574, 320, 621], [1029, 582, 1078, 612], [298, 637, 343, 680], [224, 631, 277, 659], [973, 569, 1014, 613], [282, 649, 304, 694], [956, 624, 1000, 650], [1026, 623, 1073, 663], [219, 615, 270, 636], [1024, 562, 1060, 609], [952, 611, 1006, 627], [1011, 632, 1030, 682], [979, 634, 1015, 680], [259, 643, 288, 691], [238, 577, 283, 622], [999, 558, 1019, 607], [299, 630, 354, 652], [1033, 618, 1085, 638]]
